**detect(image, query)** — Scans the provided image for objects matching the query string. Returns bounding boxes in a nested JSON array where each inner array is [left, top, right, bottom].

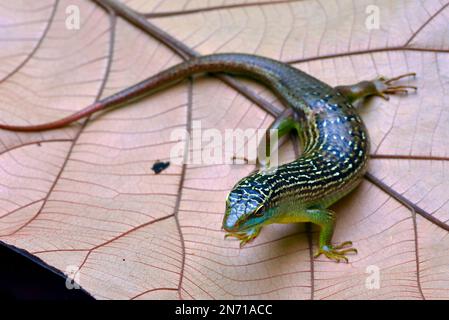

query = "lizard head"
[[222, 173, 274, 233]]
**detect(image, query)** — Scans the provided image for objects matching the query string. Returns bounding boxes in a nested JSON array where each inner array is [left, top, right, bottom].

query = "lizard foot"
[[225, 227, 261, 248], [373, 72, 417, 100], [314, 241, 358, 263]]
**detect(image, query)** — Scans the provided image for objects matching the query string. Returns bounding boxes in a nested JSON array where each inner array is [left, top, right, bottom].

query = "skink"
[[0, 54, 416, 262]]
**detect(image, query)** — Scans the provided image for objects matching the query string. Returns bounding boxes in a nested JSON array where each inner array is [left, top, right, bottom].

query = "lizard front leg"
[[225, 227, 262, 248], [307, 209, 357, 263], [277, 208, 357, 263], [256, 108, 301, 170]]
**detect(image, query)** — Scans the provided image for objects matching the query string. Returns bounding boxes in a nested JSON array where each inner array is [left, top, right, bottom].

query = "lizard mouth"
[[222, 217, 249, 233], [222, 220, 238, 233]]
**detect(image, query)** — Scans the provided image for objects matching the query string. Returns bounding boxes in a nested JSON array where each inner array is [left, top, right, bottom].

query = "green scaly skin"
[[0, 54, 416, 262]]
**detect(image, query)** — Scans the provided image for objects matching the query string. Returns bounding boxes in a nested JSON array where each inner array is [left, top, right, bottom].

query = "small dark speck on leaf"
[[152, 161, 170, 174], [37, 142, 41, 147], [122, 258, 125, 262]]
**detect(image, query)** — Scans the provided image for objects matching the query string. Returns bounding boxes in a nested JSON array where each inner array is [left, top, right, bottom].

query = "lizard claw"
[[224, 227, 261, 247], [373, 73, 417, 100], [314, 242, 358, 263]]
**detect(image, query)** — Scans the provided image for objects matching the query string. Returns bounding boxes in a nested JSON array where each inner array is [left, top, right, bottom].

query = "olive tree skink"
[[0, 54, 416, 262]]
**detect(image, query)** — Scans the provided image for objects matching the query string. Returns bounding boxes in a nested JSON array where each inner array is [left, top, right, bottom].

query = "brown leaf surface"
[[1, 0, 448, 299]]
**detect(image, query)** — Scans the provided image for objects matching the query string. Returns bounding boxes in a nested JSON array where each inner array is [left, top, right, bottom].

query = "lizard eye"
[[253, 205, 265, 217]]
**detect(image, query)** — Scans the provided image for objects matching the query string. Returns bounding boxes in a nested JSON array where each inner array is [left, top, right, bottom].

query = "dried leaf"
[[0, 0, 448, 299]]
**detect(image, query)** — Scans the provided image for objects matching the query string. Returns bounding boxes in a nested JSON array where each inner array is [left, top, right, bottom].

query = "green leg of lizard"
[[231, 108, 300, 167], [225, 226, 261, 248], [335, 72, 417, 103], [278, 208, 357, 263], [257, 108, 301, 170]]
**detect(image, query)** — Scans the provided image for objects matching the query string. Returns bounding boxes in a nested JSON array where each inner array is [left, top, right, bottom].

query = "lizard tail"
[[0, 53, 285, 132], [0, 102, 104, 132]]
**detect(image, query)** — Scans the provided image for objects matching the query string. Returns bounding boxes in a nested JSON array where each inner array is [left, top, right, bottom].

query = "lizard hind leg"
[[372, 73, 417, 100], [335, 72, 417, 103]]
